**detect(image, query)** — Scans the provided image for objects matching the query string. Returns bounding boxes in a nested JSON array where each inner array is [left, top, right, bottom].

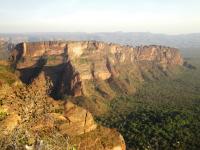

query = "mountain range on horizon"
[[0, 32, 200, 49], [0, 32, 200, 60]]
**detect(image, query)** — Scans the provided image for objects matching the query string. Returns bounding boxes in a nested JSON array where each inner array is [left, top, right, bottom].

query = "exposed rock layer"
[[3, 41, 184, 149], [10, 41, 183, 98], [59, 101, 97, 136]]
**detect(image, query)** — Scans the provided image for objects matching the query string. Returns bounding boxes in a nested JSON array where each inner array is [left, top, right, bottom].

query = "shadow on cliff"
[[19, 56, 47, 84], [10, 44, 24, 69], [18, 57, 75, 99]]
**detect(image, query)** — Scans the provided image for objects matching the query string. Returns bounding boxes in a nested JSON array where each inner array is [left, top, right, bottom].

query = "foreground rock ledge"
[[59, 101, 97, 136]]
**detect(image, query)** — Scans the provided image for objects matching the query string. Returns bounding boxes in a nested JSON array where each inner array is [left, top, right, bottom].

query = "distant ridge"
[[0, 32, 199, 48], [0, 32, 200, 58]]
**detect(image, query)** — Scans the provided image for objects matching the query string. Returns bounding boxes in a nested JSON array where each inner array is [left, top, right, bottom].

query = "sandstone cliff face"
[[59, 101, 97, 136], [4, 41, 184, 150], [135, 45, 183, 70], [10, 41, 183, 98]]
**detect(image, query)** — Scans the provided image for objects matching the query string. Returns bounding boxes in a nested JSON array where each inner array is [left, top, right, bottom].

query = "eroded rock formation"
[[2, 41, 184, 149], [10, 41, 183, 98], [59, 101, 97, 136]]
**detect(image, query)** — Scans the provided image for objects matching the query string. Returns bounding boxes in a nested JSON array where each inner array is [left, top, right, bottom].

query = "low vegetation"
[[0, 65, 17, 85]]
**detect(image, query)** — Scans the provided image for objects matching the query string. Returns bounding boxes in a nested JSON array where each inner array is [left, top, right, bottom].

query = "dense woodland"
[[97, 58, 200, 150]]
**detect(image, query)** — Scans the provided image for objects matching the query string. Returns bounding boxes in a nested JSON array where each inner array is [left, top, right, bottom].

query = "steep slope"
[[2, 41, 184, 149], [0, 65, 126, 150], [10, 41, 183, 101]]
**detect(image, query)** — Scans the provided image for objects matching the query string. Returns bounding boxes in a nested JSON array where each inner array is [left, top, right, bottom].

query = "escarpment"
[[10, 41, 183, 98], [2, 41, 184, 150]]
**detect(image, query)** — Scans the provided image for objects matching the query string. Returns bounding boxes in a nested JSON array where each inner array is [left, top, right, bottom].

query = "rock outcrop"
[[10, 41, 183, 99], [1, 41, 185, 150], [0, 66, 125, 149], [59, 101, 97, 136], [30, 100, 97, 136], [69, 125, 126, 150]]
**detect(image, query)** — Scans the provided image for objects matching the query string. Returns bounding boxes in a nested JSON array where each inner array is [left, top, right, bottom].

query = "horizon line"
[[0, 31, 200, 36]]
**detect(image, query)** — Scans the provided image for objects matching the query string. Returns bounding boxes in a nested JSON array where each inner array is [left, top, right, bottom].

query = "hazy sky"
[[0, 0, 200, 34]]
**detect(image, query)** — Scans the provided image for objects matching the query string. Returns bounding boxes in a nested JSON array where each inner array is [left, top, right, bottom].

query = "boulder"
[[59, 101, 97, 136]]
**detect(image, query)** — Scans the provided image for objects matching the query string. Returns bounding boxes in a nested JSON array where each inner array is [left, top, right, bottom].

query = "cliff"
[[1, 41, 184, 149], [10, 41, 183, 99]]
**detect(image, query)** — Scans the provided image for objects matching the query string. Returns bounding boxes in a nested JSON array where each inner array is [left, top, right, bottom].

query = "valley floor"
[[97, 57, 200, 150]]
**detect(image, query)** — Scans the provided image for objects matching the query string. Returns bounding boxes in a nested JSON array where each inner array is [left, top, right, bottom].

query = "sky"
[[0, 0, 200, 34]]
